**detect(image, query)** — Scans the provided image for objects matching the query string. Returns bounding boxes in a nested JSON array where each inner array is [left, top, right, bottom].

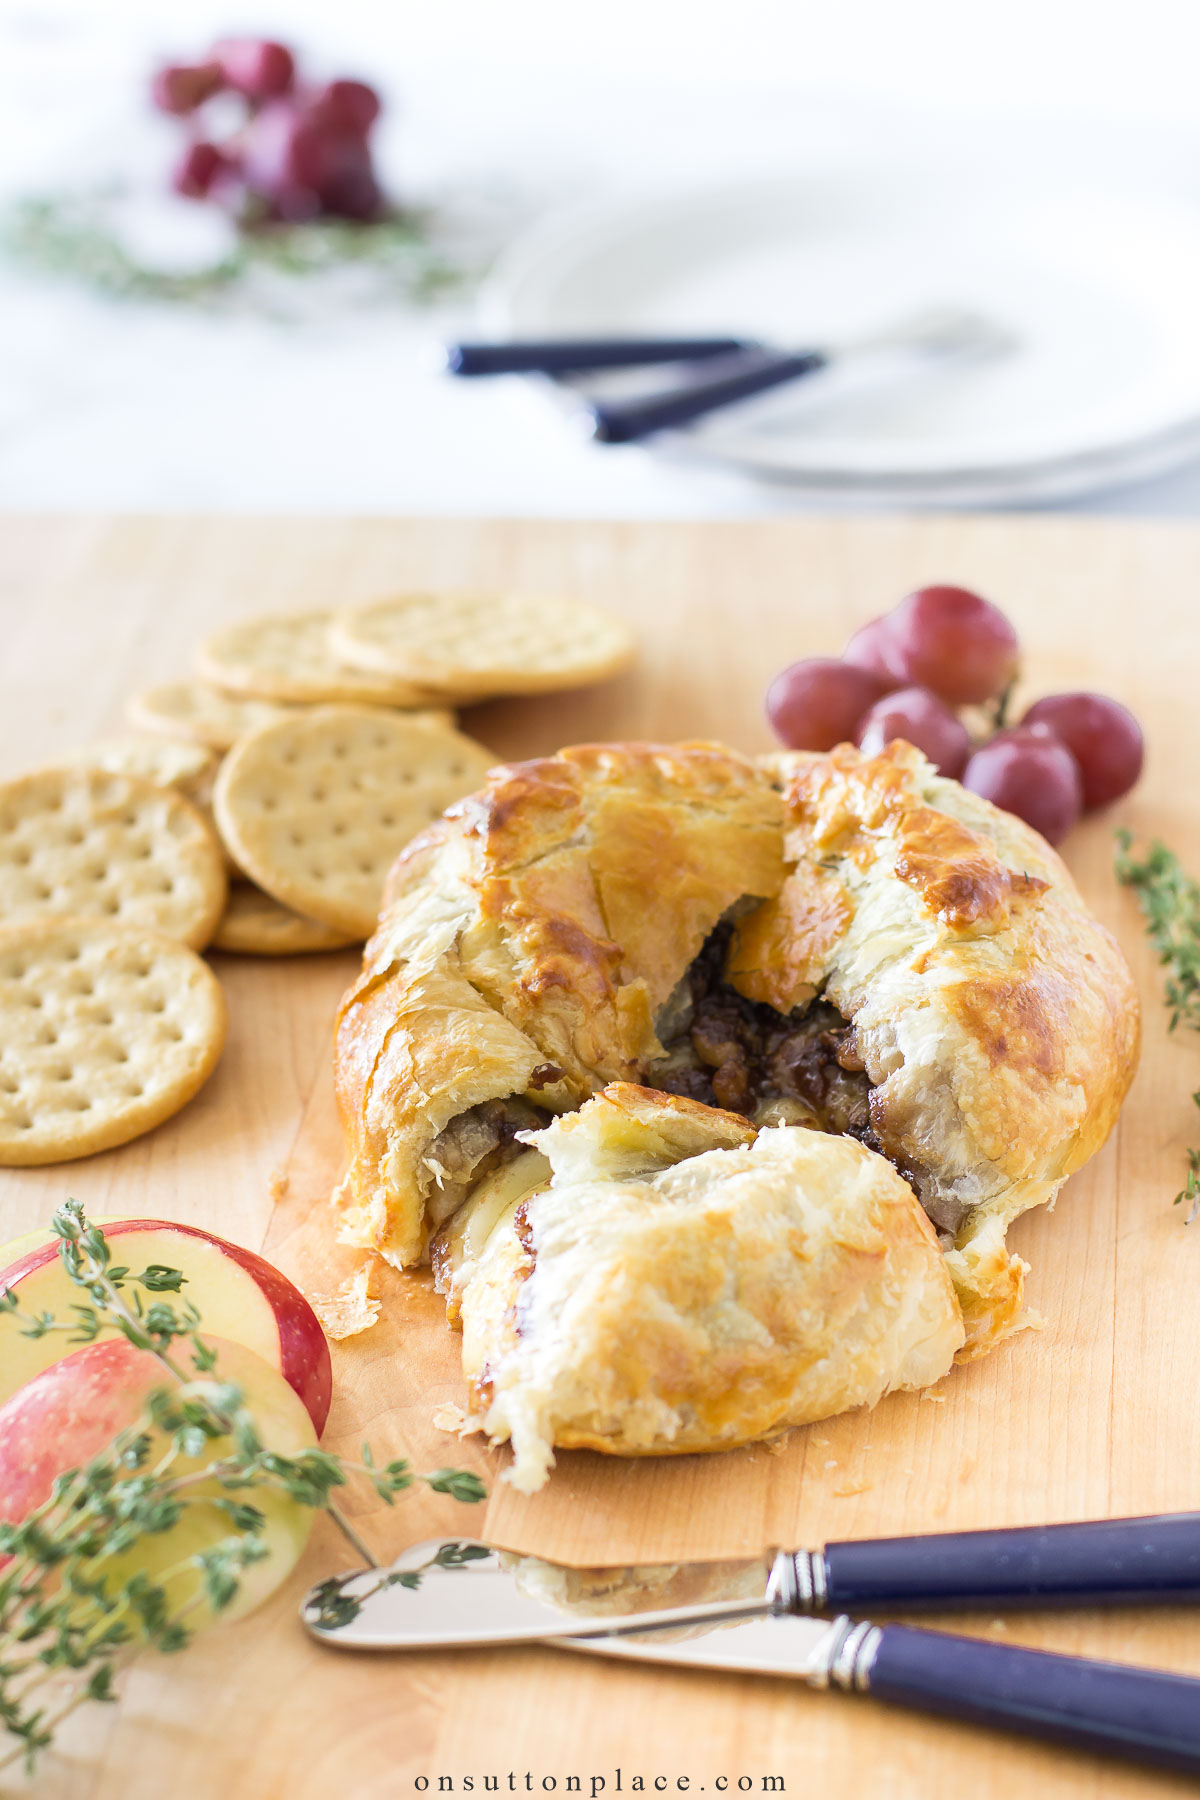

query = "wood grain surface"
[[2, 513, 1199, 1800]]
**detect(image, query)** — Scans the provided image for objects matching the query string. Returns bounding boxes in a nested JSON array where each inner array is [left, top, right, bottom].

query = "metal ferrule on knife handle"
[[766, 1571, 887, 1688], [766, 1548, 827, 1614], [810, 1617, 883, 1692]]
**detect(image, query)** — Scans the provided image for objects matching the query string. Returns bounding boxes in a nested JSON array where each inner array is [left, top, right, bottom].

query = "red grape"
[[319, 159, 382, 221], [855, 686, 970, 778], [310, 79, 381, 136], [212, 38, 295, 101], [842, 617, 901, 686], [873, 585, 1020, 706], [171, 140, 233, 199], [765, 658, 891, 752], [1020, 692, 1143, 809], [241, 99, 383, 221], [239, 102, 303, 201], [151, 61, 223, 115], [962, 725, 1083, 846]]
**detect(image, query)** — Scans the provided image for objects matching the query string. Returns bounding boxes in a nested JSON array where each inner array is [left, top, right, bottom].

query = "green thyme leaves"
[[0, 1200, 484, 1774], [1115, 832, 1200, 1218]]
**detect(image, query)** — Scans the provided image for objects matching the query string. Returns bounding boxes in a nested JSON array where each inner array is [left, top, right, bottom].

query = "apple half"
[[0, 1218, 332, 1435]]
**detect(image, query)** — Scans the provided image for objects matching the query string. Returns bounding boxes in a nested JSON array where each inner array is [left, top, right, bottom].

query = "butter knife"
[[301, 1538, 1200, 1777], [301, 1513, 1200, 1651], [559, 1613, 1200, 1778], [445, 309, 1010, 443]]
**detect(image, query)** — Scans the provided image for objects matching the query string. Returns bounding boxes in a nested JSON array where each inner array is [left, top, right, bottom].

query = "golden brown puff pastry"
[[732, 743, 1140, 1348], [333, 741, 785, 1265], [448, 1085, 965, 1492], [332, 737, 1139, 1480]]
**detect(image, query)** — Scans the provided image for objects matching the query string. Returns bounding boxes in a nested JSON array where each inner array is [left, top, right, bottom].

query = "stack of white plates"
[[481, 167, 1200, 506]]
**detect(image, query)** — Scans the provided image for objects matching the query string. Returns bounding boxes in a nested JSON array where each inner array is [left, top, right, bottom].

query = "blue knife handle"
[[588, 351, 826, 443], [821, 1513, 1200, 1611], [863, 1624, 1200, 1776], [446, 337, 751, 376]]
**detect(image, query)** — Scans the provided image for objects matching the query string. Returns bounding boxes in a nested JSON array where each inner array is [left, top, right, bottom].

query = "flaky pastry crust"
[[332, 738, 1139, 1482], [459, 1086, 965, 1492], [737, 743, 1140, 1346], [333, 742, 784, 1265]]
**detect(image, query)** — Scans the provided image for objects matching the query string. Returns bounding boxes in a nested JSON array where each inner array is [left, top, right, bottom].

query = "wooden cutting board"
[[2, 513, 1199, 1800]]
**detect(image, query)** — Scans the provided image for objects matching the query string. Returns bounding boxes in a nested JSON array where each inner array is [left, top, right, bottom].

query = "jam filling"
[[646, 922, 874, 1139], [435, 923, 962, 1259]]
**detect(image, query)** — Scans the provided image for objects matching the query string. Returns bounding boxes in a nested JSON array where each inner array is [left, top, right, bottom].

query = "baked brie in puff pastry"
[[333, 738, 1139, 1490]]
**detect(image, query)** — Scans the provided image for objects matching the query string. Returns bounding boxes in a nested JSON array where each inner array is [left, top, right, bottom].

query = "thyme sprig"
[[1115, 832, 1200, 1217], [1176, 1094, 1200, 1225], [3, 191, 482, 310], [1114, 832, 1200, 1033], [306, 1539, 492, 1633], [0, 1201, 484, 1773]]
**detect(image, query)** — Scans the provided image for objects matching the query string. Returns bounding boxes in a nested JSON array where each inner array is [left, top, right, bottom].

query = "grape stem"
[[992, 679, 1014, 732]]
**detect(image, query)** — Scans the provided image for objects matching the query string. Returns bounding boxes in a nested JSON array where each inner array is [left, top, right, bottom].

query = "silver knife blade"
[[301, 1538, 777, 1650], [557, 1610, 856, 1681]]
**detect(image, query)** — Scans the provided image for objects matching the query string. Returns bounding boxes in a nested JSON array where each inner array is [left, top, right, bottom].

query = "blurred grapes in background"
[[155, 39, 386, 222], [3, 0, 1200, 515]]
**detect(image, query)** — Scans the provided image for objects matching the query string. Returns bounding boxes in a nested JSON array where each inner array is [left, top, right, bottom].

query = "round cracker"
[[189, 718, 458, 887], [213, 706, 495, 938], [0, 768, 227, 950], [213, 884, 358, 956], [58, 733, 216, 791], [330, 591, 636, 699], [127, 679, 299, 751], [0, 917, 226, 1165], [197, 611, 439, 707]]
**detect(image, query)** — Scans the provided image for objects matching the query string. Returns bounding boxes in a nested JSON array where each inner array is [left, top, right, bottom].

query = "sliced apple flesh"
[[0, 1333, 317, 1629], [0, 1218, 332, 1435]]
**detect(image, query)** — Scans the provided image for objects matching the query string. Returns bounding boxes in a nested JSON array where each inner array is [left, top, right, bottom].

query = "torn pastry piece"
[[440, 1087, 964, 1493], [309, 1263, 381, 1341]]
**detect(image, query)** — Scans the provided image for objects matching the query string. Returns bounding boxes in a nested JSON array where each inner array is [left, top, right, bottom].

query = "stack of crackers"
[[0, 594, 634, 1167]]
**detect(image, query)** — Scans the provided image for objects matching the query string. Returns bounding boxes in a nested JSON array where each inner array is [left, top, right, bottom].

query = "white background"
[[4, 0, 1200, 516]]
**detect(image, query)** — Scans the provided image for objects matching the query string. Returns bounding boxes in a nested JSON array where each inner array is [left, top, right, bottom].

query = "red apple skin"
[[0, 1219, 331, 1434], [0, 1335, 316, 1628], [0, 1336, 167, 1525]]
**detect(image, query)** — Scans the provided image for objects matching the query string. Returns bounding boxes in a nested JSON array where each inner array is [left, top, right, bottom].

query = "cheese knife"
[[301, 1513, 1200, 1651]]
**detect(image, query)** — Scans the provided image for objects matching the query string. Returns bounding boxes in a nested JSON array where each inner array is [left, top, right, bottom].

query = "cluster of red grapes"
[[765, 585, 1143, 846], [151, 38, 384, 223]]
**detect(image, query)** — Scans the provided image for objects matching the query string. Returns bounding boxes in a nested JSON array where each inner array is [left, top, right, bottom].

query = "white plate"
[[482, 168, 1200, 499]]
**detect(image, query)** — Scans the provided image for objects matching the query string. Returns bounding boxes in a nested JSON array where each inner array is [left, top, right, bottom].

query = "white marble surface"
[[4, 0, 1200, 517]]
